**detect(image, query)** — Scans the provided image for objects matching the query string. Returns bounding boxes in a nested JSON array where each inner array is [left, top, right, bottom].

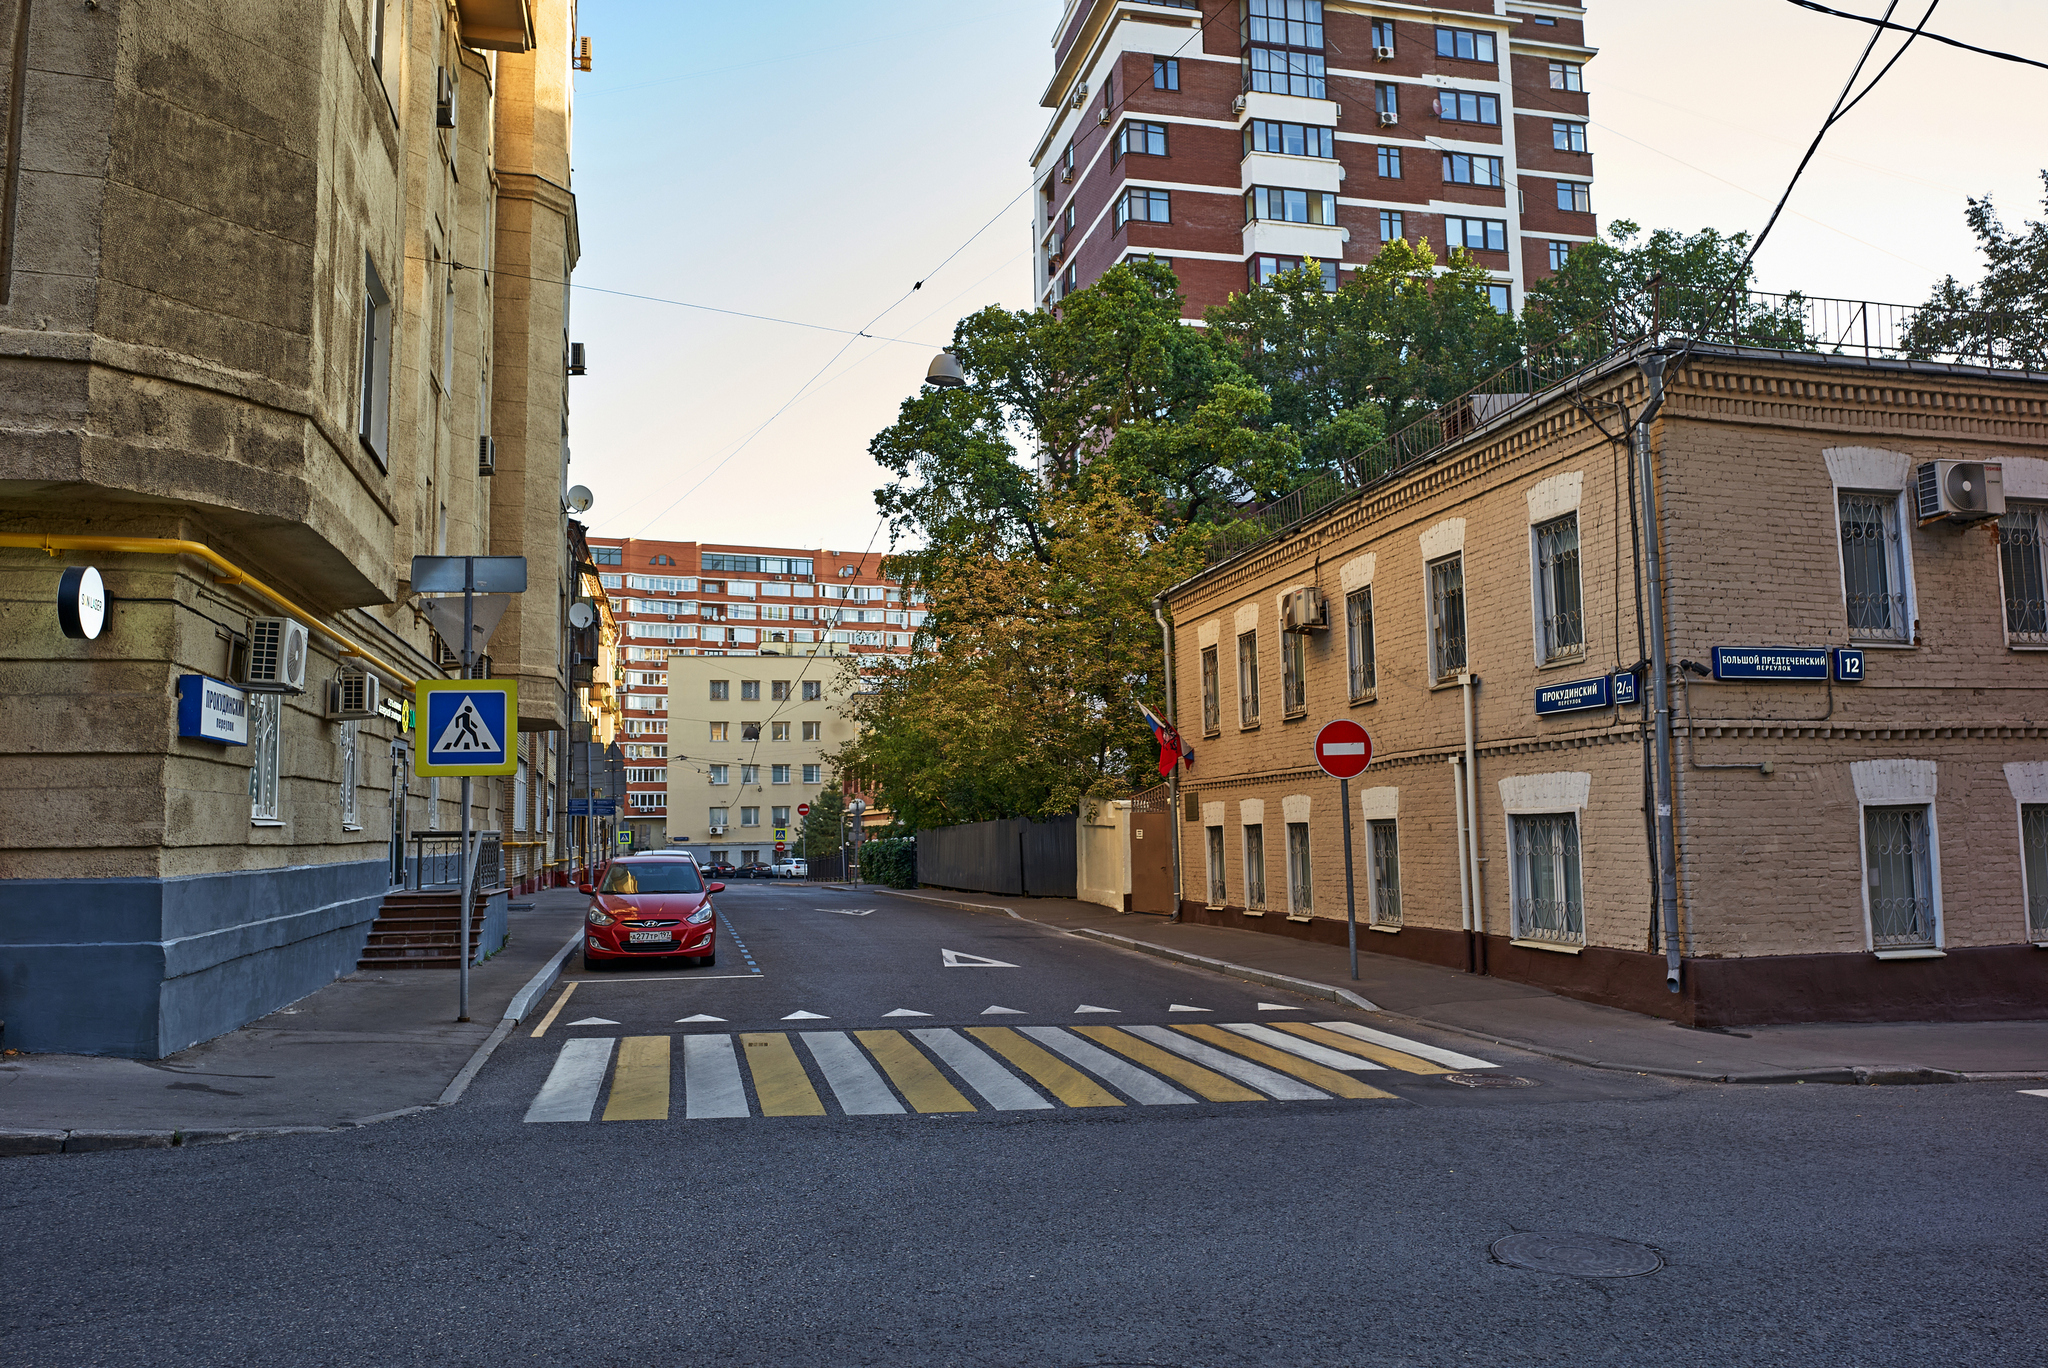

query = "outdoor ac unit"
[[1231, 95, 1246, 115], [1284, 586, 1328, 632], [1098, 105, 1111, 125], [1374, 45, 1395, 60], [327, 670, 380, 719], [243, 617, 309, 692], [478, 435, 496, 476], [1072, 82, 1088, 108], [1915, 460, 2004, 524], [1060, 165, 1073, 183], [1378, 111, 1399, 127], [709, 825, 727, 835]]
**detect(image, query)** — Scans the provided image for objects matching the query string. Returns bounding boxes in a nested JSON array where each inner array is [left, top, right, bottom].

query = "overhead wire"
[[1781, 0, 2048, 70]]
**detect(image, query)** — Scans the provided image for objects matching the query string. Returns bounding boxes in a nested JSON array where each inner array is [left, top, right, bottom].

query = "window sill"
[[1367, 922, 1400, 934], [1203, 730, 1221, 740], [1243, 908, 1267, 917], [1239, 723, 1261, 732], [1428, 677, 1469, 692], [1873, 947, 1945, 960], [1282, 711, 1309, 723], [1350, 693, 1377, 706], [1510, 937, 1583, 955], [1286, 913, 1314, 923], [1849, 640, 1917, 650], [251, 819, 286, 829], [1535, 654, 1588, 672], [342, 824, 364, 833], [2007, 643, 2048, 651]]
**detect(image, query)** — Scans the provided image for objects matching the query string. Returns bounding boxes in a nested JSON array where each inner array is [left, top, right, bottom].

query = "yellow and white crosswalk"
[[522, 1021, 1496, 1123]]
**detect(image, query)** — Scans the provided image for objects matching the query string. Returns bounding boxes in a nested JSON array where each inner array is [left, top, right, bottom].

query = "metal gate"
[[916, 817, 1077, 899]]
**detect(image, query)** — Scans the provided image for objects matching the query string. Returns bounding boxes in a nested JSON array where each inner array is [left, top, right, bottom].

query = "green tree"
[[796, 783, 845, 861], [1904, 171, 2048, 370]]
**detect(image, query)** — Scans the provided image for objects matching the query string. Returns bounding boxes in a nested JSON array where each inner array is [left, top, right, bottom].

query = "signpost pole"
[[457, 558, 475, 1024], [1314, 719, 1372, 984], [1340, 774, 1358, 981]]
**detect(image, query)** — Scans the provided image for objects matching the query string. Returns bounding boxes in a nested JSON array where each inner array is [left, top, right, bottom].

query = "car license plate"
[[628, 930, 671, 943]]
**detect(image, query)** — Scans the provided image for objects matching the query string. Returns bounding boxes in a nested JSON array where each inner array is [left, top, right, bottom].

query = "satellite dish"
[[568, 601, 596, 630], [565, 485, 595, 514]]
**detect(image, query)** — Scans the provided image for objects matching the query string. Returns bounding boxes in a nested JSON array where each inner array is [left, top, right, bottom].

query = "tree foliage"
[[795, 783, 844, 861], [1904, 171, 2048, 371]]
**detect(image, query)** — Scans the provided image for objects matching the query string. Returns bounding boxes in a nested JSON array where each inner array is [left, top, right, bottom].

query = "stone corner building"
[[1163, 340, 2048, 1026], [0, 1, 586, 1056]]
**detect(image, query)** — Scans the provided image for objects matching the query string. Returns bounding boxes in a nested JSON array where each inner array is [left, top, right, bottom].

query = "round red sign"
[[1314, 719, 1373, 779], [796, 803, 811, 817]]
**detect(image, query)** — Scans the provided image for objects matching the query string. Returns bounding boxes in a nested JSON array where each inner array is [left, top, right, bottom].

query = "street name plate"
[[1712, 646, 1829, 681], [1534, 674, 1612, 715]]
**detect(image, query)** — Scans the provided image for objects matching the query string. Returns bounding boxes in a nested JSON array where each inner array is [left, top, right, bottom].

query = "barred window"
[[339, 720, 361, 831], [1243, 823, 1267, 909], [1998, 504, 2048, 644], [1429, 555, 1467, 682], [1534, 513, 1584, 662], [803, 680, 823, 701], [249, 693, 281, 823], [1237, 631, 1261, 726], [1346, 587, 1376, 701], [1368, 818, 1401, 927], [1865, 805, 1937, 949], [1201, 645, 1221, 734], [1206, 826, 1227, 905], [709, 679, 729, 701], [1287, 821, 1313, 914], [2021, 805, 2048, 940], [1839, 491, 1910, 642], [1281, 626, 1307, 717], [1511, 812, 1583, 945]]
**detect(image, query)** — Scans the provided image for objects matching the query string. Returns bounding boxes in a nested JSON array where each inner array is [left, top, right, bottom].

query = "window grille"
[[249, 693, 281, 822], [1201, 646, 1221, 733], [2023, 805, 2048, 940], [1207, 826, 1227, 905], [1998, 505, 2048, 644], [1511, 812, 1583, 944], [1865, 805, 1937, 949], [1429, 556, 1467, 681], [1237, 631, 1261, 726], [339, 720, 361, 831], [1244, 824, 1267, 909], [1281, 628, 1307, 716], [1368, 818, 1401, 927], [1286, 821, 1313, 914], [1535, 514, 1584, 661], [1839, 492, 1909, 641], [514, 759, 528, 831], [1347, 588, 1376, 701]]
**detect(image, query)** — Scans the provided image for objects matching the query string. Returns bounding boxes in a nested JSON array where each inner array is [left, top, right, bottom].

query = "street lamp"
[[847, 798, 867, 884], [923, 349, 965, 389]]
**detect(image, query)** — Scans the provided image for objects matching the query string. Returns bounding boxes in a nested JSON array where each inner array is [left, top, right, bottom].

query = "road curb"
[[1064, 928, 1383, 1013]]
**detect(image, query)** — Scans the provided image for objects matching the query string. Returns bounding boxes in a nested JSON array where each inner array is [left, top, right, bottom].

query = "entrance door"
[[1129, 812, 1175, 914]]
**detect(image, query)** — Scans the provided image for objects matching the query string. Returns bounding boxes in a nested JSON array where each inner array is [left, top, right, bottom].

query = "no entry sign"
[[796, 803, 811, 817], [1314, 719, 1373, 779]]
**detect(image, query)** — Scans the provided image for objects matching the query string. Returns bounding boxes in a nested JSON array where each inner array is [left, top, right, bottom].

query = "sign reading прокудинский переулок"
[[1711, 647, 1831, 681]]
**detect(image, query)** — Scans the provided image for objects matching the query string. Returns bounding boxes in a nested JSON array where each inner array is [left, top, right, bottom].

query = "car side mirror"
[[706, 882, 726, 894], [578, 884, 594, 895]]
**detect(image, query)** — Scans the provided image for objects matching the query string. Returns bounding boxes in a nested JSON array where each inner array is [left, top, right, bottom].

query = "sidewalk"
[[0, 890, 587, 1156], [856, 886, 2048, 1084]]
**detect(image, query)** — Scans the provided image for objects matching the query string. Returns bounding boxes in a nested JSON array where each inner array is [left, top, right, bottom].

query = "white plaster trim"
[[1234, 601, 1260, 635], [1357, 786, 1398, 821], [1238, 798, 1265, 826], [2000, 455, 2048, 501], [1281, 794, 1311, 824], [1497, 771, 1591, 814], [1339, 552, 1376, 593], [1197, 617, 1220, 649], [1824, 445, 1911, 493], [2005, 761, 2048, 805], [1419, 517, 1466, 561], [1525, 471, 1583, 524], [1201, 800, 1225, 826], [1851, 758, 1937, 806]]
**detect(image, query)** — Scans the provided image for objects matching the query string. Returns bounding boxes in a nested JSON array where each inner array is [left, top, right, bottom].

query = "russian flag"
[[1137, 701, 1193, 777]]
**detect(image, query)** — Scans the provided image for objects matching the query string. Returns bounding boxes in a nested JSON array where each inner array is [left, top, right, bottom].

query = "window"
[[1998, 505, 2048, 644], [1548, 240, 1574, 271], [1534, 513, 1584, 662], [1512, 812, 1583, 945], [1286, 822, 1312, 914], [248, 693, 281, 823], [1370, 18, 1395, 50], [1839, 491, 1910, 642], [1063, 142, 1075, 172], [803, 764, 822, 784], [1553, 121, 1588, 153], [771, 680, 792, 700], [1114, 188, 1171, 228], [1442, 152, 1504, 187], [741, 807, 760, 827], [1249, 255, 1336, 291], [703, 553, 813, 575], [741, 723, 761, 742], [1243, 824, 1267, 909], [802, 720, 822, 741], [1244, 121, 1335, 158], [1346, 587, 1376, 701], [803, 680, 823, 701], [1368, 819, 1401, 927], [771, 721, 790, 741], [629, 792, 663, 813], [709, 722, 729, 741], [709, 679, 729, 701], [1206, 826, 1227, 906], [592, 545, 622, 566], [1429, 555, 1467, 681], [709, 765, 729, 785], [1237, 631, 1261, 727], [1434, 27, 1497, 63], [1281, 627, 1307, 717], [1379, 210, 1405, 242], [1436, 90, 1499, 125], [624, 768, 666, 784], [1064, 204, 1077, 232], [741, 680, 761, 701], [772, 806, 791, 826], [650, 554, 675, 566], [1154, 56, 1179, 90], [1117, 122, 1168, 160], [1200, 645, 1221, 734], [1556, 180, 1592, 213], [1374, 82, 1398, 118], [1245, 187, 1337, 225], [1534, 15, 1557, 23], [1865, 805, 1937, 949], [1549, 61, 1583, 91], [1486, 283, 1510, 314], [1445, 217, 1508, 252], [772, 765, 790, 784], [357, 255, 392, 465], [338, 720, 360, 831], [1377, 145, 1402, 178], [2021, 805, 2048, 939], [1245, 0, 1325, 99]]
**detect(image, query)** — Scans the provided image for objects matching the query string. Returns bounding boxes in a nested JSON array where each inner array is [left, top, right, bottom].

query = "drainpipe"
[[1450, 754, 1472, 972], [1461, 672, 1486, 974], [1152, 593, 1183, 923], [1634, 351, 1682, 992]]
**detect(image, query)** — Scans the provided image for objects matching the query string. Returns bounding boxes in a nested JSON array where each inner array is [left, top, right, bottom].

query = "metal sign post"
[[1314, 719, 1374, 982]]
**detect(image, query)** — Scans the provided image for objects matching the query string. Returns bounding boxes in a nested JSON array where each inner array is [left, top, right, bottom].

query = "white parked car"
[[774, 858, 808, 879]]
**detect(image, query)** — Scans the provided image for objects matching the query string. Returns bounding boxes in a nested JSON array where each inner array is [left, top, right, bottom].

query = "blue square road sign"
[[414, 679, 517, 776]]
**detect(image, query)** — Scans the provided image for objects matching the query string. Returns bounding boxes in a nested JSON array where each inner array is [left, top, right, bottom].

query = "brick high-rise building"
[[584, 538, 922, 846], [1031, 1, 1596, 316]]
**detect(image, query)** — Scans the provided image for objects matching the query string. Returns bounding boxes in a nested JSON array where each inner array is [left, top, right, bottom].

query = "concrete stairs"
[[356, 890, 491, 970]]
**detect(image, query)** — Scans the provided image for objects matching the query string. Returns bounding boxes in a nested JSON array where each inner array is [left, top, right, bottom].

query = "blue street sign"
[[1612, 670, 1639, 706], [177, 675, 249, 746], [567, 798, 617, 815], [1711, 647, 1830, 681], [1535, 674, 1613, 716], [1833, 648, 1865, 682], [413, 679, 517, 776]]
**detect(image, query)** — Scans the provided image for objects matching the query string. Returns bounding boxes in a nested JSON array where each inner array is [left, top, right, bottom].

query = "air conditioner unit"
[[478, 435, 496, 476], [243, 617, 309, 692], [1071, 82, 1088, 108], [1378, 111, 1399, 127], [327, 670, 381, 719], [1098, 106, 1111, 125], [708, 825, 727, 836], [1374, 45, 1395, 61], [1231, 94, 1246, 115], [1060, 165, 1073, 183], [1284, 586, 1328, 633], [1915, 460, 2004, 524]]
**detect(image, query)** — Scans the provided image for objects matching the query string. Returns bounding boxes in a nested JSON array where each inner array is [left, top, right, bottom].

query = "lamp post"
[[847, 797, 867, 884], [923, 350, 965, 389]]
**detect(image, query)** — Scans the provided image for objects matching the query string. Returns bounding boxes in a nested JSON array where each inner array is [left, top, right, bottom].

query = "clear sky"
[[564, 1, 2046, 552]]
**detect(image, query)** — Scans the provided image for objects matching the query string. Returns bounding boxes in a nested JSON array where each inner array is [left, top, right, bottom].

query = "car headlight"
[[587, 906, 615, 926], [687, 905, 715, 925]]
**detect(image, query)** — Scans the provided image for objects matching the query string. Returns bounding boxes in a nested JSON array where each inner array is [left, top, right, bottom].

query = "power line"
[[1783, 0, 2048, 70]]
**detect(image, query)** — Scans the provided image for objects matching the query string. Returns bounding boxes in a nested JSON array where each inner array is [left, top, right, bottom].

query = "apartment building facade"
[[1032, 0, 1597, 315], [1164, 341, 2048, 1026], [0, 1, 584, 1056], [584, 538, 923, 847]]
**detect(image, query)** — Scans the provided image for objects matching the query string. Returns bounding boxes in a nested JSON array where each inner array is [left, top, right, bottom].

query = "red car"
[[578, 857, 724, 971]]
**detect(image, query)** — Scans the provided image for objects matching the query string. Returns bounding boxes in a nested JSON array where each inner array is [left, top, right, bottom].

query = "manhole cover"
[[1443, 1073, 1535, 1088], [1490, 1233, 1663, 1277]]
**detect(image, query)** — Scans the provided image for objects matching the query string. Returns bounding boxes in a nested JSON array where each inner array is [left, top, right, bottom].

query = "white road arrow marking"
[[1073, 1004, 1120, 1014], [675, 1014, 726, 1023], [565, 1017, 620, 1026], [782, 1010, 831, 1020], [1168, 1004, 1212, 1013], [1257, 1003, 1303, 1011], [941, 948, 1017, 968], [980, 1005, 1026, 1015], [881, 1008, 931, 1017], [820, 908, 874, 916]]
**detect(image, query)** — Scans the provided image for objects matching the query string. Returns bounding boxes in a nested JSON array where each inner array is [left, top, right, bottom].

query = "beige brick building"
[[1164, 341, 2048, 1026]]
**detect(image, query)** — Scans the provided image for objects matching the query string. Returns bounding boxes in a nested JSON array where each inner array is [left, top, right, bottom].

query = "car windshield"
[[599, 862, 704, 895]]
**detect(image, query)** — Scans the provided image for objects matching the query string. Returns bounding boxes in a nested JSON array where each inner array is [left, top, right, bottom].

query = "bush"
[[858, 837, 917, 889]]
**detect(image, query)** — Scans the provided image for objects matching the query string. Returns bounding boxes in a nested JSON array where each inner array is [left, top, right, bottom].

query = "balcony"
[[1242, 218, 1347, 261]]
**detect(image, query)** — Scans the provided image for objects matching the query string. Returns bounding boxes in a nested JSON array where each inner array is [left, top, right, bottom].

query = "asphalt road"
[[5, 881, 2043, 1367]]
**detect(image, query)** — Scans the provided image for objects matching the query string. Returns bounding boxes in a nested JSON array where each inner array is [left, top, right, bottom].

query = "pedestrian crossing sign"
[[413, 679, 517, 776]]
